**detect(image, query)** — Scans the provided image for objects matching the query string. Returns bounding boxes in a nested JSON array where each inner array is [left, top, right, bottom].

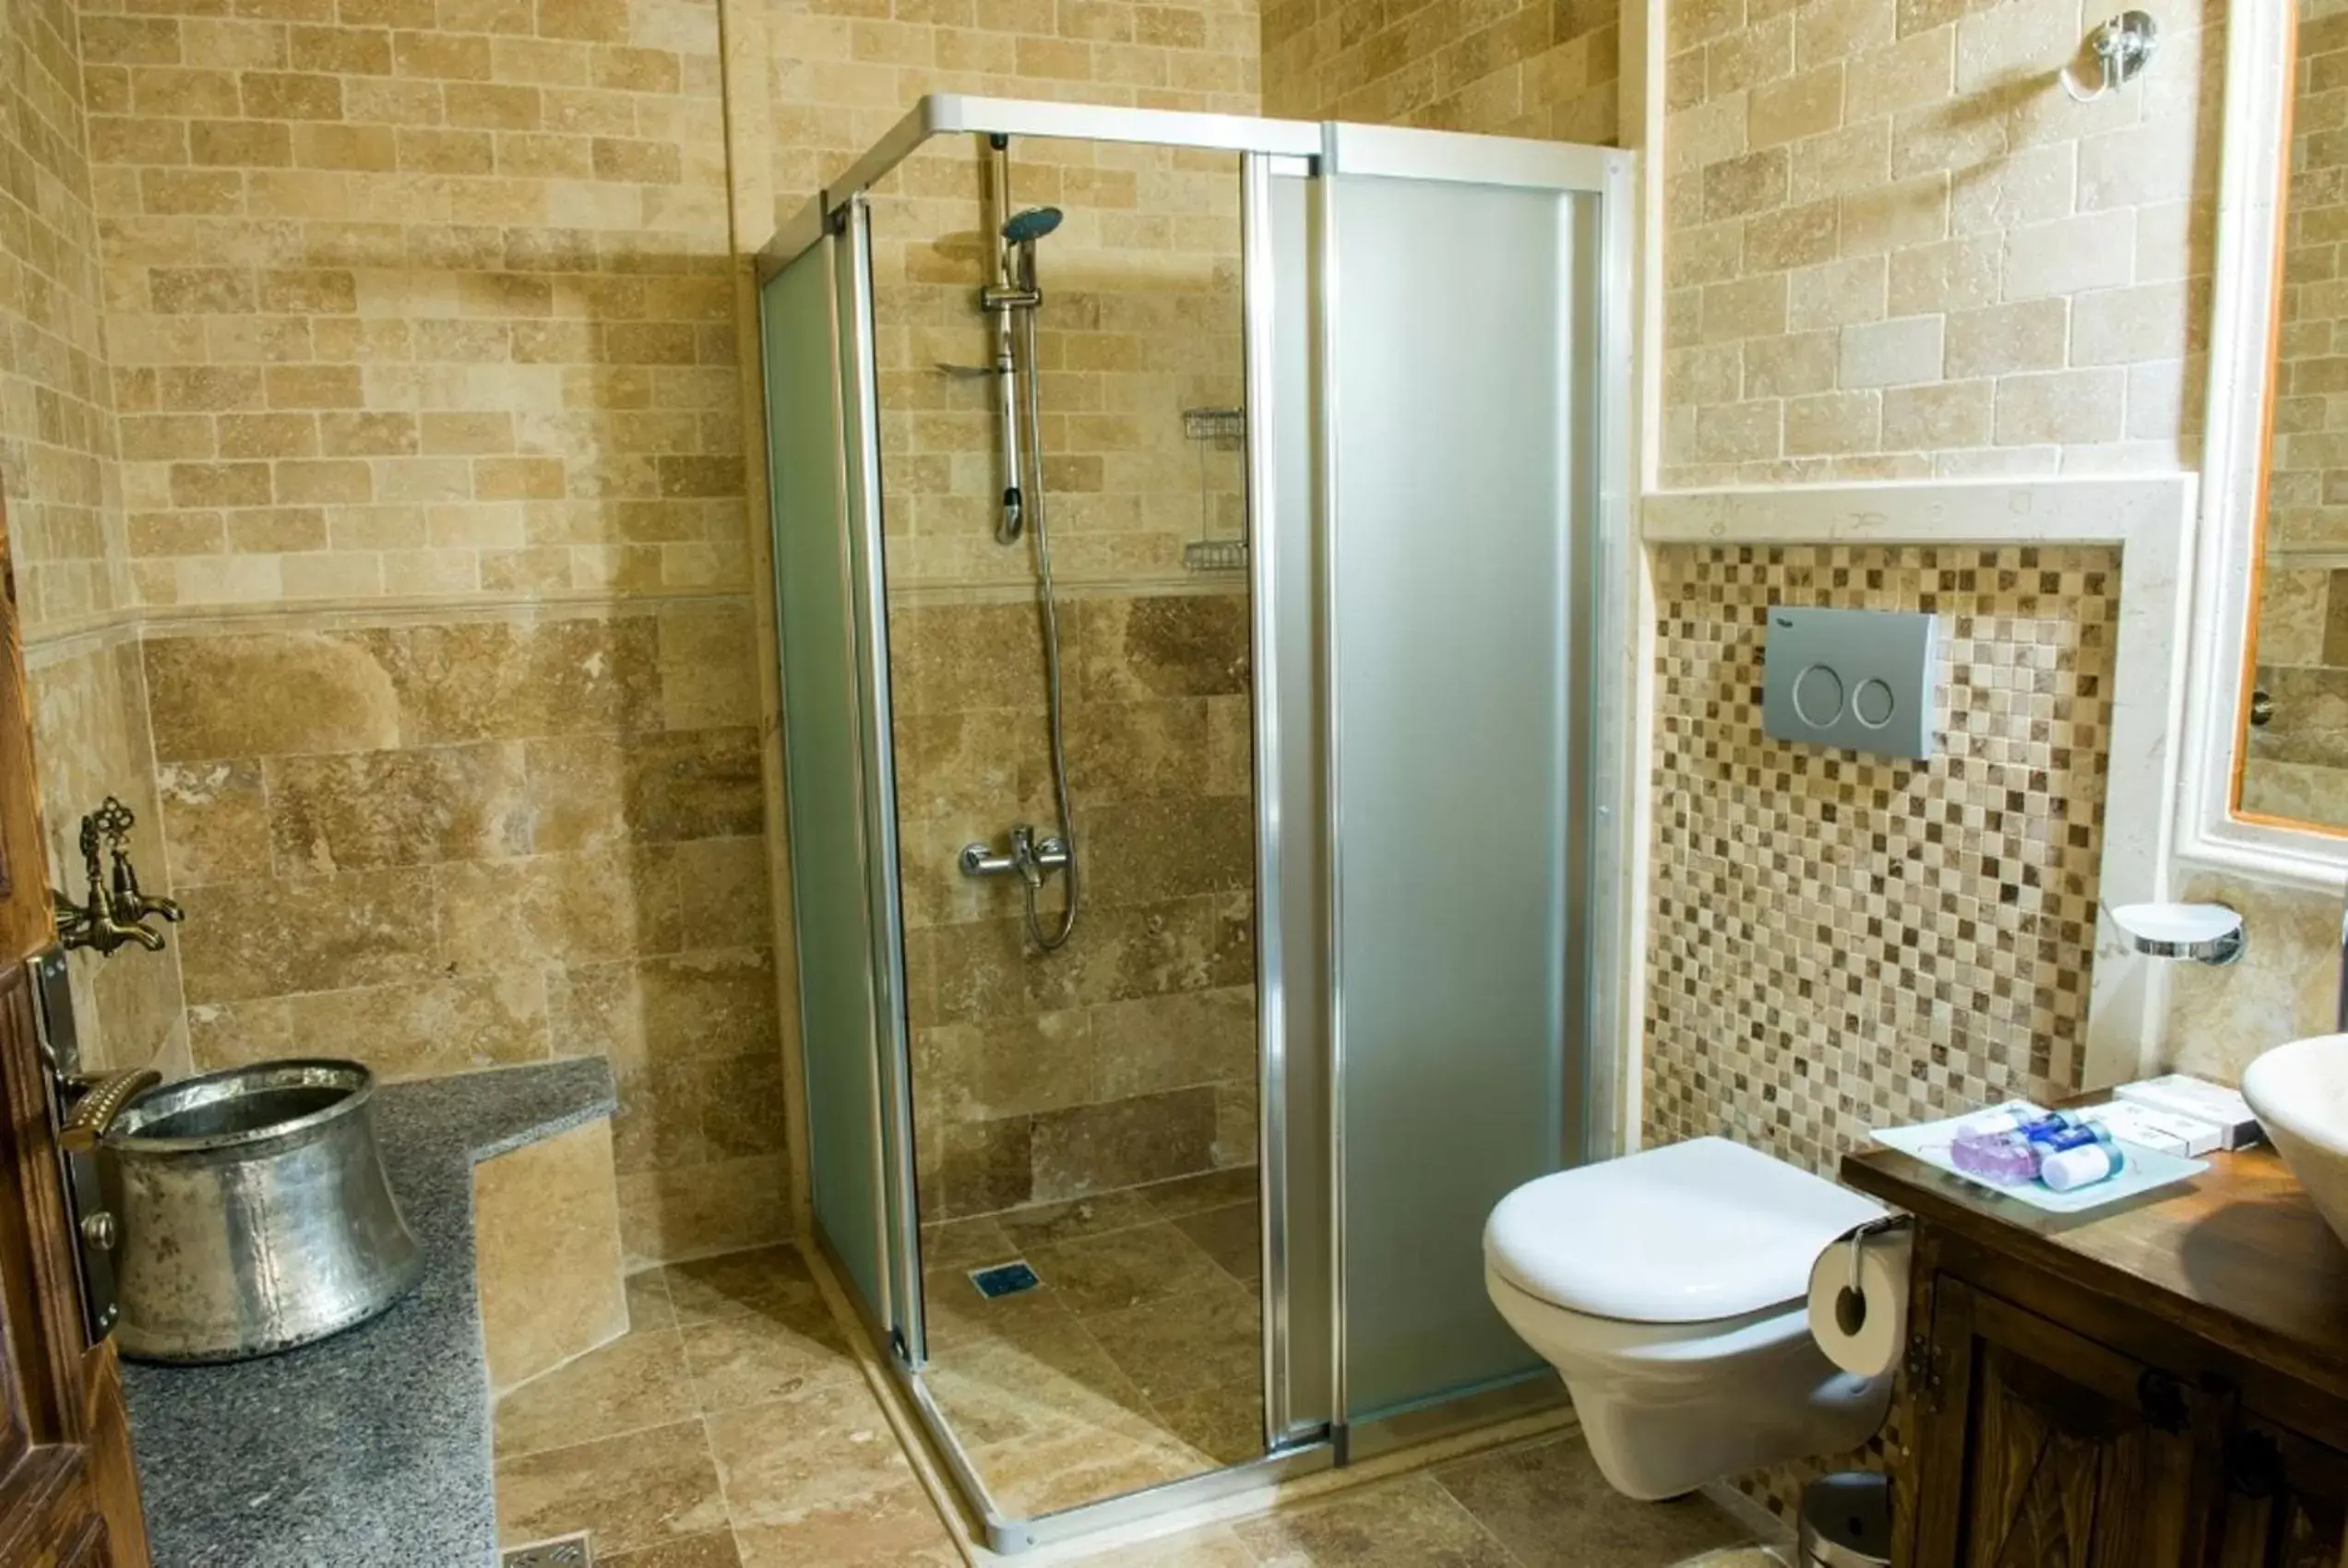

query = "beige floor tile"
[[1061, 1523, 1262, 1566], [1234, 1474, 1517, 1567], [1025, 1221, 1233, 1316], [925, 1307, 1161, 1446], [1083, 1272, 1261, 1403], [494, 1326, 699, 1459], [732, 1489, 961, 1567], [1134, 1167, 1258, 1220], [1149, 1380, 1267, 1467], [924, 1214, 1019, 1272], [968, 1421, 1209, 1518], [923, 1264, 1081, 1352], [707, 1378, 923, 1528], [995, 1188, 1160, 1248], [494, 1418, 728, 1555], [659, 1243, 825, 1324], [679, 1290, 858, 1412], [1172, 1203, 1258, 1285], [1432, 1436, 1754, 1568], [600, 1531, 744, 1568], [626, 1267, 679, 1332]]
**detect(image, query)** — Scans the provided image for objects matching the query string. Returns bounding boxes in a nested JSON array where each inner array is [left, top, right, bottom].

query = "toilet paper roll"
[[1806, 1222, 1913, 1380]]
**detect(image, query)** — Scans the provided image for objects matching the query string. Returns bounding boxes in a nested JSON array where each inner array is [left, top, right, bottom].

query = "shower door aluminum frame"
[[758, 94, 1635, 1556], [1311, 122, 1631, 1455], [760, 196, 926, 1362]]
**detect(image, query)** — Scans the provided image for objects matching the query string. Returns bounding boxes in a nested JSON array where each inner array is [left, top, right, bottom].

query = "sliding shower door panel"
[[761, 216, 919, 1353], [1324, 172, 1580, 1425]]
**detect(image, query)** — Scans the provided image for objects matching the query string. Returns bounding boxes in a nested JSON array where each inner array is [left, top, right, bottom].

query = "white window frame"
[[2178, 3, 2348, 892]]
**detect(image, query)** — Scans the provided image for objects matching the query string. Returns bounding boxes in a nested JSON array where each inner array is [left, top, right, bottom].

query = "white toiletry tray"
[[1871, 1105, 2209, 1214]]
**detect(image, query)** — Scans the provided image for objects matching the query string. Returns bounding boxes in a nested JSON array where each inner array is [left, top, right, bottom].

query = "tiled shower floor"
[[921, 1167, 1267, 1517], [491, 1235, 1777, 1567]]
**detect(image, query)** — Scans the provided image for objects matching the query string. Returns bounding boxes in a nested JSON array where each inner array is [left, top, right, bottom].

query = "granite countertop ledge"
[[119, 1057, 618, 1568]]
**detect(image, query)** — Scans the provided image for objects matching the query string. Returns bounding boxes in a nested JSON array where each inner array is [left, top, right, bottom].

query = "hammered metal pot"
[[104, 1060, 423, 1363]]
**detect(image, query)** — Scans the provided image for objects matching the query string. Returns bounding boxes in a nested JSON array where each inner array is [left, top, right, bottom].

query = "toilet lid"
[[1484, 1137, 1885, 1324]]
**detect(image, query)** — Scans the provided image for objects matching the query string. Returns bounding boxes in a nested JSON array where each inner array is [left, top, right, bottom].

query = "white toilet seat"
[[1484, 1136, 1885, 1323], [1481, 1138, 1892, 1501]]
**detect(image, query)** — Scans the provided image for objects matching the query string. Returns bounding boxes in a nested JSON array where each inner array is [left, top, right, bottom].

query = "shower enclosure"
[[759, 95, 1632, 1552]]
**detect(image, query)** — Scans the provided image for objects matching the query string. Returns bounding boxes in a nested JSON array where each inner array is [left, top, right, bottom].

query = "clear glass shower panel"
[[867, 137, 1267, 1522], [1328, 172, 1581, 1423], [761, 235, 893, 1324]]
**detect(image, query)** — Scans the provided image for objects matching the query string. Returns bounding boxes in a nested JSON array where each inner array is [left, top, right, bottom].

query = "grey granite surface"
[[119, 1057, 618, 1568]]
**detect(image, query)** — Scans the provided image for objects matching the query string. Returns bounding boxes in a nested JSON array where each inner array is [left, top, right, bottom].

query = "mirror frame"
[[2180, 3, 2348, 891]]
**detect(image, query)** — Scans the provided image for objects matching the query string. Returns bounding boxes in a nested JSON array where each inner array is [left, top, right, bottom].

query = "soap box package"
[[2079, 1100, 2222, 1158], [2112, 1075, 2261, 1149]]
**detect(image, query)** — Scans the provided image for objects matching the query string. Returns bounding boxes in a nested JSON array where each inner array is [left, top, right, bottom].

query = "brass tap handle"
[[59, 1068, 160, 1153], [54, 798, 179, 956]]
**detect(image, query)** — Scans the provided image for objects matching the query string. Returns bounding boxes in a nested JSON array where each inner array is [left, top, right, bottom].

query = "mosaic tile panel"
[[1642, 543, 2120, 1177]]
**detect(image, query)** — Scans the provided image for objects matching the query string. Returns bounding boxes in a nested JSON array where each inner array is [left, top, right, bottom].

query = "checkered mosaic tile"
[[1640, 543, 2121, 1177]]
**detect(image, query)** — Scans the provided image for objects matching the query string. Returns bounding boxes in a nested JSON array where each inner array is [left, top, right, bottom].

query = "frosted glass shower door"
[[760, 212, 918, 1348], [1324, 160, 1600, 1426]]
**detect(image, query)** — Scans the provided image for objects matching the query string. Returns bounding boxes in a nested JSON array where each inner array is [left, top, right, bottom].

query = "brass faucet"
[[54, 798, 183, 956]]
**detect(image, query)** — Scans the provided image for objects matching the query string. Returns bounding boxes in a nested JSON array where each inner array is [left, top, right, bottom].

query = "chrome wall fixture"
[[2061, 11, 2159, 103], [950, 135, 1083, 954], [758, 94, 1635, 1556]]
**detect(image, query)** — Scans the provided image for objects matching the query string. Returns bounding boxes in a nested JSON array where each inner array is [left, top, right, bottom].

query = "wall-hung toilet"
[[1483, 1136, 1894, 1501]]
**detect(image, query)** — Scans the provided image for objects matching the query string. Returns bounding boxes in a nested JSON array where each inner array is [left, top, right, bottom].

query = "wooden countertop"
[[1842, 1137, 2348, 1404]]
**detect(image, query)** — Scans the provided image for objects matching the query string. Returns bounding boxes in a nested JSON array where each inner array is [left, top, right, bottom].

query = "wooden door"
[[0, 497, 149, 1567], [1908, 1277, 2222, 1568], [2212, 1418, 2348, 1568]]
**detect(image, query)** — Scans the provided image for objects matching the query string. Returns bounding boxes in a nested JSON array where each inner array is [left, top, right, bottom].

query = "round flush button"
[[1852, 677, 1896, 728], [1792, 664, 1845, 726]]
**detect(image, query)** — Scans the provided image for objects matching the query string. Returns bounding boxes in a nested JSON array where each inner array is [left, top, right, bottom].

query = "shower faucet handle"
[[958, 826, 1070, 883]]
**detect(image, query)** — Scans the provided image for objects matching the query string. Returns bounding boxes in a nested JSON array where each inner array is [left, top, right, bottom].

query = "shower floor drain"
[[503, 1534, 590, 1567], [969, 1260, 1041, 1299]]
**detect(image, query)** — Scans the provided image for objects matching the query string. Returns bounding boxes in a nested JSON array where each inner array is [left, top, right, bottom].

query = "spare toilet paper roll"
[[1806, 1222, 1913, 1380]]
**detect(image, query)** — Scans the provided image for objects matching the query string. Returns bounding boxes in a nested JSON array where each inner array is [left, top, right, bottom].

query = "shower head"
[[1002, 207, 1064, 244]]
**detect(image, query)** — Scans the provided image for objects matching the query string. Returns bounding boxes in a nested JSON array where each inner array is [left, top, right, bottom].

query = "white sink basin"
[[2241, 1033, 2348, 1250]]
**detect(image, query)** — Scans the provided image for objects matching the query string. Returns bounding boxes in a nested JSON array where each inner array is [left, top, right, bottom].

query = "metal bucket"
[[105, 1060, 423, 1362], [1797, 1471, 1892, 1568]]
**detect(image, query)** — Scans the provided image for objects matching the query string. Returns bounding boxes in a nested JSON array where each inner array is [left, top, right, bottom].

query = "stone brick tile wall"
[[144, 602, 786, 1265], [1261, 0, 1617, 142], [1657, 0, 2223, 484], [893, 588, 1257, 1223], [77, 0, 742, 606]]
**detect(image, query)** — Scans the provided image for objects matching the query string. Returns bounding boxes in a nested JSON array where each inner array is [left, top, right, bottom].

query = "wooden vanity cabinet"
[[2209, 1418, 2348, 1568], [1908, 1277, 2220, 1568], [1843, 1145, 2348, 1568]]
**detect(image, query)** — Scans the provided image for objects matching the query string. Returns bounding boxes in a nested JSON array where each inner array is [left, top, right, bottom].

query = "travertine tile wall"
[[474, 1118, 628, 1392], [750, 0, 1267, 1224], [78, 0, 742, 606], [2244, 3, 2348, 827], [895, 590, 1257, 1223], [6, 0, 185, 1075], [1657, 0, 2223, 486], [864, 143, 1252, 592], [3, 0, 125, 635], [142, 602, 786, 1265], [1260, 0, 1617, 140], [1643, 543, 2116, 1171], [25, 631, 189, 1075], [864, 156, 1261, 1226], [42, 0, 793, 1264], [2163, 870, 2342, 1087]]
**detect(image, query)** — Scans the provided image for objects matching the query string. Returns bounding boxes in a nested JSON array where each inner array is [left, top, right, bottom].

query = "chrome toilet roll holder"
[[1831, 1215, 1913, 1338]]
